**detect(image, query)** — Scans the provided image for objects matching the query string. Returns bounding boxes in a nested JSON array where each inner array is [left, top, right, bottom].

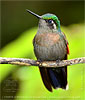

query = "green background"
[[0, 1, 85, 100]]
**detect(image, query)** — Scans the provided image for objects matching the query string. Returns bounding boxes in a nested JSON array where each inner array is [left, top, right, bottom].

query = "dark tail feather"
[[47, 66, 67, 89], [47, 68, 61, 89], [39, 67, 52, 92]]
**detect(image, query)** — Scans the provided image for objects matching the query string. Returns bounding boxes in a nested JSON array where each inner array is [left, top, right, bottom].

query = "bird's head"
[[26, 9, 61, 32]]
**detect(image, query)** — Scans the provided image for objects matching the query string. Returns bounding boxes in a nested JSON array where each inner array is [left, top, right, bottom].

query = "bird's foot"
[[37, 59, 42, 66], [56, 59, 61, 63], [37, 59, 42, 63], [56, 59, 62, 69]]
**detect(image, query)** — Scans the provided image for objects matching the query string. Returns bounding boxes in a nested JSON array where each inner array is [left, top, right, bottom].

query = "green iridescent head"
[[26, 9, 61, 32], [42, 14, 61, 31]]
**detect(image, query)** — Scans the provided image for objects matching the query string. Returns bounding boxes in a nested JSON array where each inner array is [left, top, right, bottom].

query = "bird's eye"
[[48, 19, 52, 24]]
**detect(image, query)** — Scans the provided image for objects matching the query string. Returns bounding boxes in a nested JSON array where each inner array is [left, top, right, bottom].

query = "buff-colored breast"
[[33, 33, 67, 61]]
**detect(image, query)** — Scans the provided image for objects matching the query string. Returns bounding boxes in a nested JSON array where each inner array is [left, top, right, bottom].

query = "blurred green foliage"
[[0, 24, 85, 100]]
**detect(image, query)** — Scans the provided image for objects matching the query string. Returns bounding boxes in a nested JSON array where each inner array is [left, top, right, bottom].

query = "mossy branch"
[[0, 57, 85, 67]]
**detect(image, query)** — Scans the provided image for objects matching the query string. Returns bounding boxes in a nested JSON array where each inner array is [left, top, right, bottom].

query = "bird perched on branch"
[[27, 10, 69, 92]]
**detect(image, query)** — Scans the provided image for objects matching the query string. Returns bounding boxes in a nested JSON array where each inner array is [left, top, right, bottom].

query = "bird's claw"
[[56, 59, 61, 63]]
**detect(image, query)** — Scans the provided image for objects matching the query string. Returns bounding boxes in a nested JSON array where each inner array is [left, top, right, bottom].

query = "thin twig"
[[0, 57, 85, 68]]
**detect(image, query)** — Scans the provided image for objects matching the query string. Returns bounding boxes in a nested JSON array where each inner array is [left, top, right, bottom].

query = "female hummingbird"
[[27, 10, 69, 92]]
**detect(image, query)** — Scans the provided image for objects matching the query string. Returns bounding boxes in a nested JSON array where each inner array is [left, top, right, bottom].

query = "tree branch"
[[0, 57, 85, 68]]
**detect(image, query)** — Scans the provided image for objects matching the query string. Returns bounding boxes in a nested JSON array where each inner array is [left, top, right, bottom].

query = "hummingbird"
[[27, 10, 69, 92]]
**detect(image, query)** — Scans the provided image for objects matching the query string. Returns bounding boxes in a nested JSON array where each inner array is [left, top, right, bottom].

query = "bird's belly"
[[34, 40, 67, 61]]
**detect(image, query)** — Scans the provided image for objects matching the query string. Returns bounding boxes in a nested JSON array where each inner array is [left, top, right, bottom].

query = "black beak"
[[26, 9, 41, 19]]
